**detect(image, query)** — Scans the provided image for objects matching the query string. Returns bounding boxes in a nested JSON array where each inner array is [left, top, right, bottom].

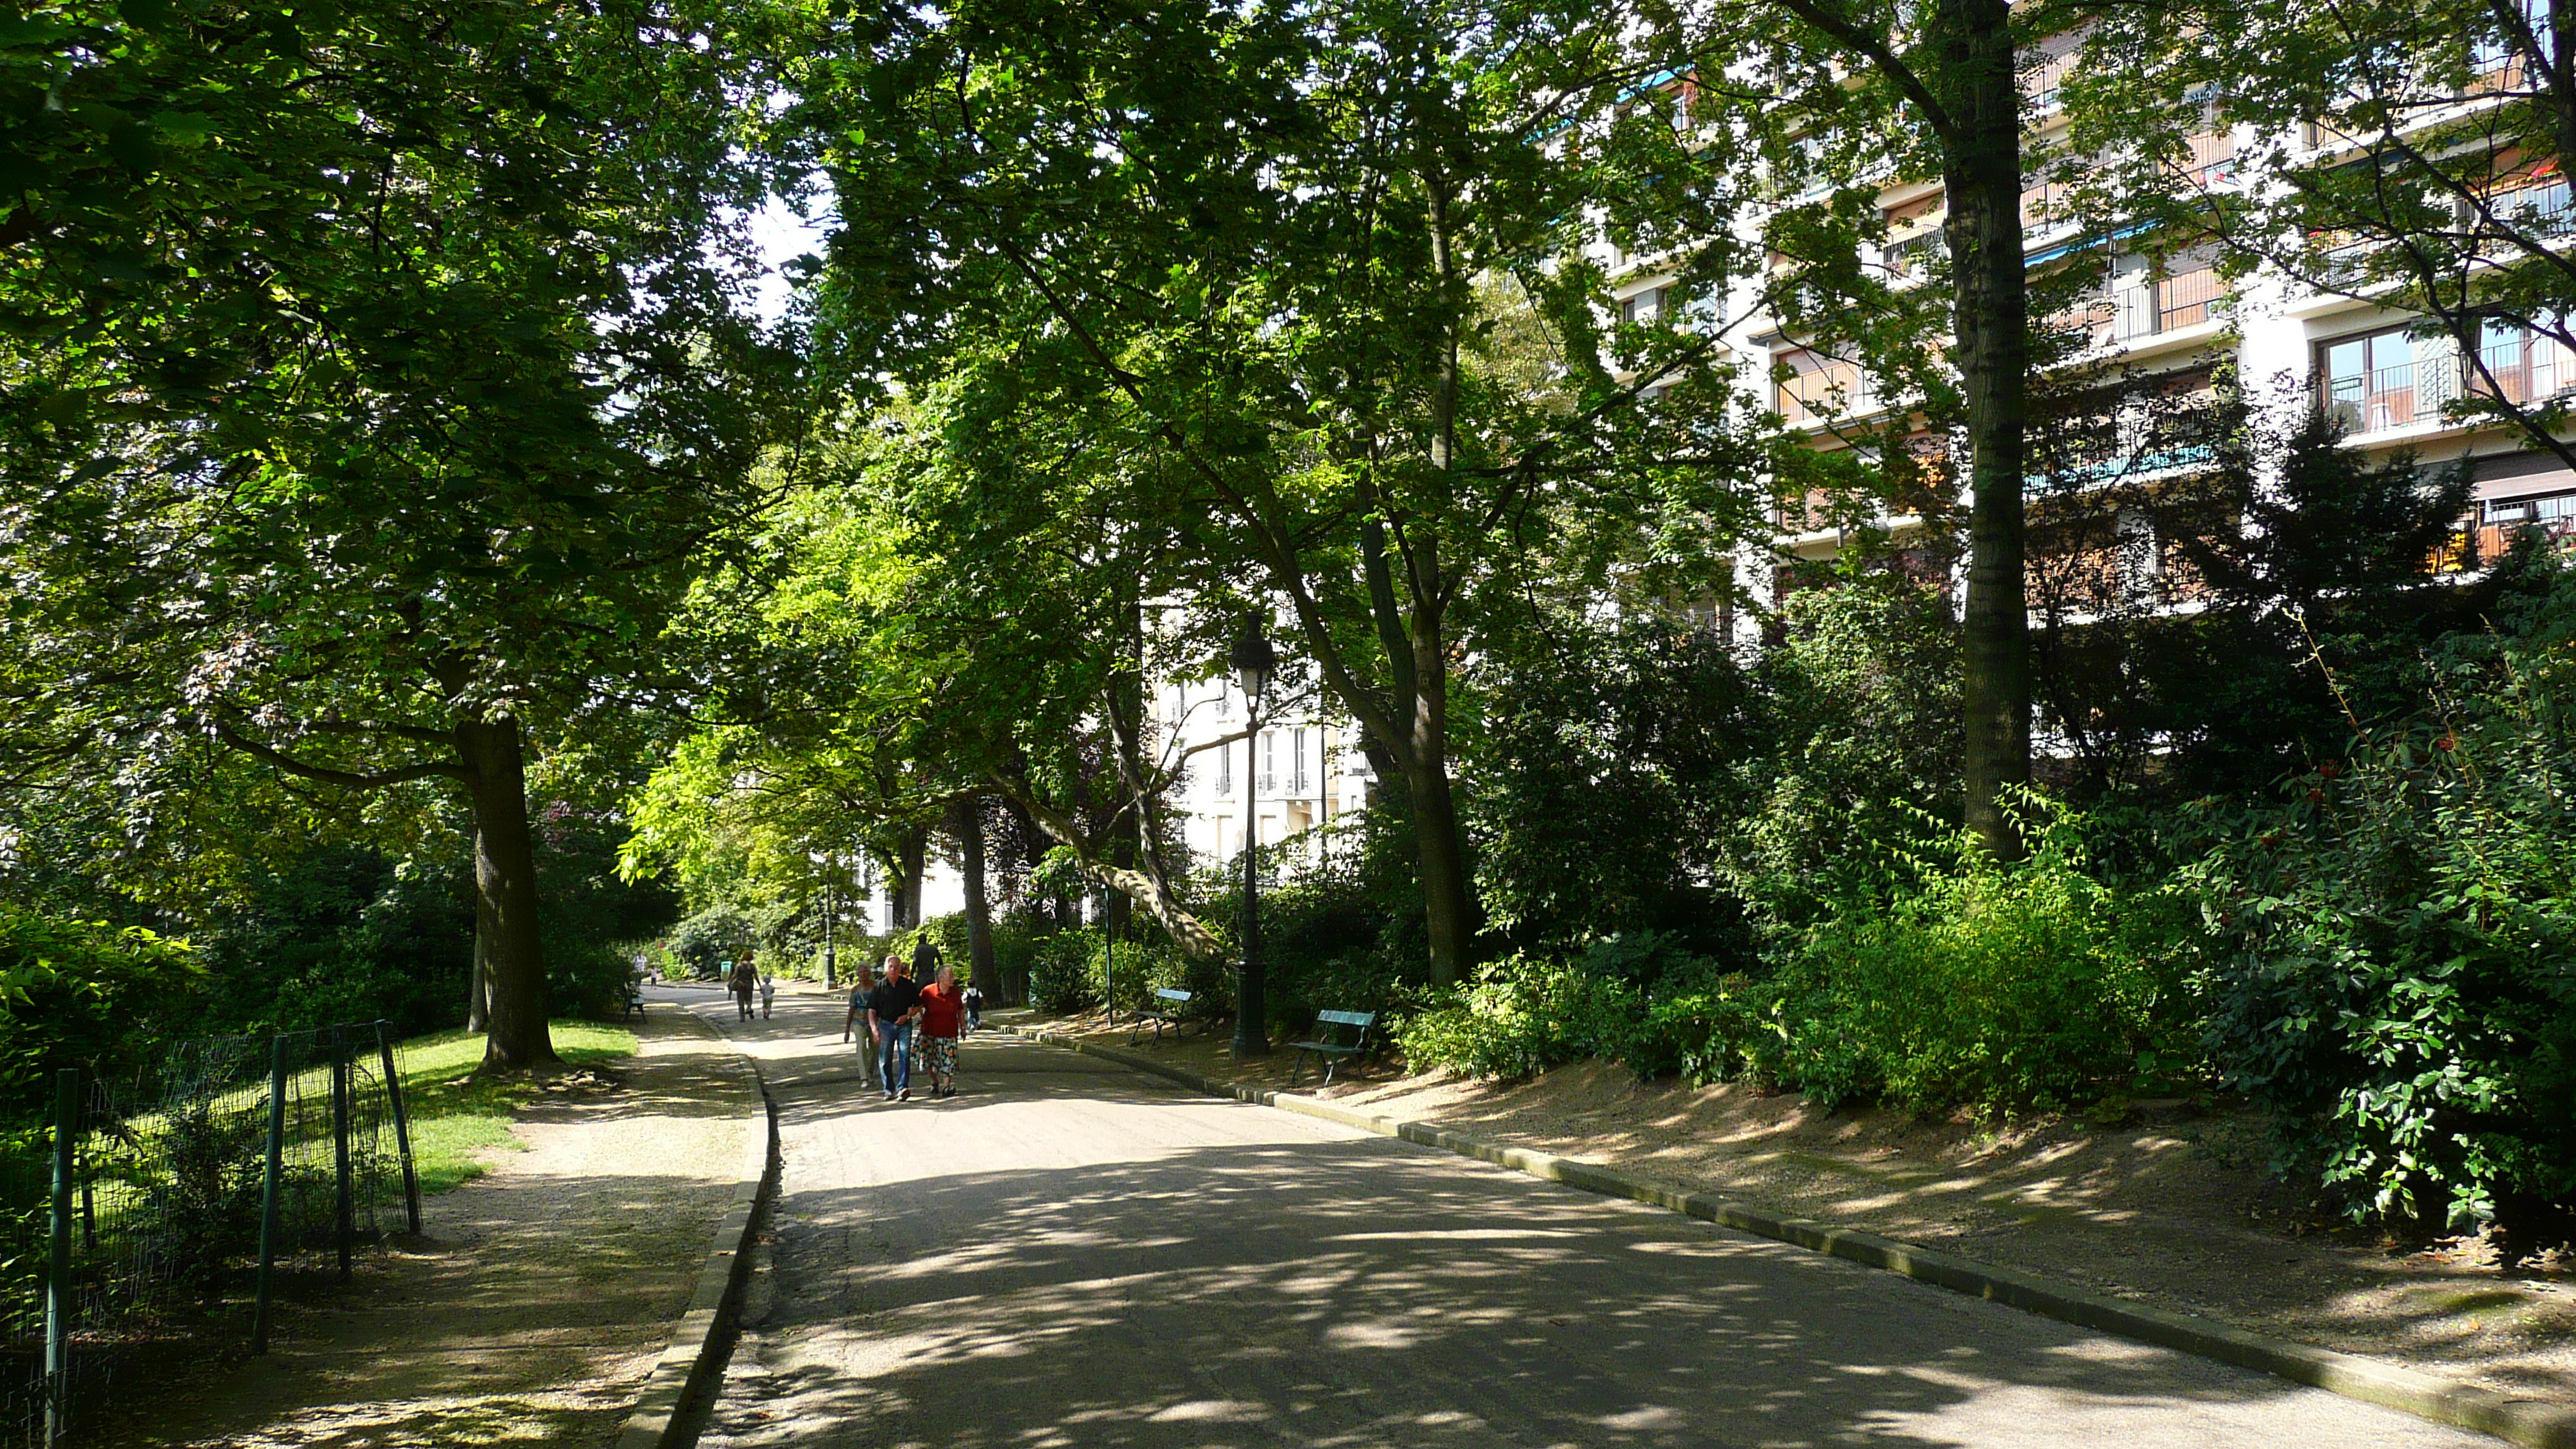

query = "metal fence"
[[0, 1022, 420, 1446]]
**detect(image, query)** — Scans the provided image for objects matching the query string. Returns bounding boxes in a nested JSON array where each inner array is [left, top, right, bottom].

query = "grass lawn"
[[396, 1023, 637, 1194]]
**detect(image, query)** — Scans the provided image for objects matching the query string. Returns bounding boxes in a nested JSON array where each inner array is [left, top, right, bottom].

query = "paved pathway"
[[103, 1002, 752, 1449], [689, 988, 2496, 1449]]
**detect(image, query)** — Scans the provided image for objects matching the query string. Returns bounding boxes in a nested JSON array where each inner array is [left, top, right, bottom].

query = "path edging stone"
[[1003, 1023, 2576, 1449], [615, 1009, 780, 1449]]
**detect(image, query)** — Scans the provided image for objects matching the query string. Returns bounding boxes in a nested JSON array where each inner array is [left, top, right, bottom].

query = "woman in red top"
[[915, 965, 967, 1098]]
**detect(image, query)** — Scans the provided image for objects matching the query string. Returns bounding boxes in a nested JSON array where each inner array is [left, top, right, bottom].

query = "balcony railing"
[[2324, 363, 2423, 432], [2473, 331, 2574, 402], [1776, 357, 1875, 423], [2114, 266, 2221, 341], [2326, 328, 2571, 433]]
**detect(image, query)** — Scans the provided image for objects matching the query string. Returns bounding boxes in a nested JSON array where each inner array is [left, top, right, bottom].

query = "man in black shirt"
[[851, 956, 924, 1101]]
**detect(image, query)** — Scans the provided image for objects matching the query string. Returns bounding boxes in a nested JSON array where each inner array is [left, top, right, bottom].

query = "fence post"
[[252, 1034, 288, 1355], [45, 1067, 77, 1447], [331, 1027, 353, 1282], [375, 1021, 422, 1235]]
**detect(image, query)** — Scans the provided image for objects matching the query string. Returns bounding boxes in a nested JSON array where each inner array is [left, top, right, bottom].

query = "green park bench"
[[1288, 1009, 1376, 1087], [1130, 988, 1194, 1045]]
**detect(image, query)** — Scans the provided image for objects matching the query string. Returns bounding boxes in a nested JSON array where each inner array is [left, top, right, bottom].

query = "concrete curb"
[[615, 1009, 780, 1449], [1005, 1023, 2576, 1449]]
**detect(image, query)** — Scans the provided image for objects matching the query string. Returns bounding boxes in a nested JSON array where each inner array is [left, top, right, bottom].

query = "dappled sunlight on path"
[[695, 999, 2492, 1449], [95, 999, 755, 1449]]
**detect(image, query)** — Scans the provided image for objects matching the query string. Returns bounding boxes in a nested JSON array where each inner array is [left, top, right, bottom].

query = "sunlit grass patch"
[[397, 1023, 636, 1195]]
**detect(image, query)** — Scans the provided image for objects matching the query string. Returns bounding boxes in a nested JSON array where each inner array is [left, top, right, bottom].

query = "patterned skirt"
[[920, 1034, 959, 1078]]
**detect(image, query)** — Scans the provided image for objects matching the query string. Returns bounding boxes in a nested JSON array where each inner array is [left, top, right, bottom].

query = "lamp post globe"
[[1229, 620, 1275, 1058]]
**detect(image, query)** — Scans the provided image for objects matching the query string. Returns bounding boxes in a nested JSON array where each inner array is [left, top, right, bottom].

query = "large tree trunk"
[[457, 714, 557, 1071], [1410, 184, 1477, 985], [950, 796, 1000, 999], [464, 897, 491, 1033], [893, 825, 928, 930], [1937, 0, 2032, 859]]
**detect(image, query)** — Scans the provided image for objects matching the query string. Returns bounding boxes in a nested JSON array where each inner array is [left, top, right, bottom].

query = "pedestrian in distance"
[[728, 959, 758, 1021], [962, 981, 985, 1034], [759, 971, 777, 1020], [861, 954, 923, 1101], [916, 965, 965, 1098]]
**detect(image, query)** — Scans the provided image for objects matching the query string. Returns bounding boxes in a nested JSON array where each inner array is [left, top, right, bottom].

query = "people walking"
[[841, 973, 880, 1091], [962, 981, 985, 1034], [728, 960, 758, 1021], [916, 965, 965, 1098], [861, 954, 923, 1101], [759, 971, 777, 1020]]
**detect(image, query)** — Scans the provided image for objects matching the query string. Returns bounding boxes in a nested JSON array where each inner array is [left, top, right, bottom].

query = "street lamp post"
[[822, 878, 837, 991], [1230, 620, 1276, 1059]]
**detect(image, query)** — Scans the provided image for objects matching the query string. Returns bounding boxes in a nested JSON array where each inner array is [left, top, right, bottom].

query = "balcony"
[[2322, 324, 2573, 434], [2324, 361, 2429, 433], [2114, 265, 2222, 341], [2472, 327, 2575, 402], [2436, 490, 2576, 573], [1775, 348, 1875, 424]]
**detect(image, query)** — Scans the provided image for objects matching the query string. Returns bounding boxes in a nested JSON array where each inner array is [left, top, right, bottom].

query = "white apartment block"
[[1605, 48, 2574, 624], [1155, 674, 1372, 872]]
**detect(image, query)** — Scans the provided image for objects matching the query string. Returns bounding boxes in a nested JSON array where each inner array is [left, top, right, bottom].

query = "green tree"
[[801, 0, 1763, 984], [0, 0, 803, 1069]]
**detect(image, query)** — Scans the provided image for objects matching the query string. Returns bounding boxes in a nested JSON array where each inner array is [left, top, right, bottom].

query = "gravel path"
[[691, 993, 2494, 1449], [101, 998, 755, 1449]]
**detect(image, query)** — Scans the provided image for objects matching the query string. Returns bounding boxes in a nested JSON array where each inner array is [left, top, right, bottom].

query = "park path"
[[100, 998, 753, 1449], [685, 988, 2498, 1449]]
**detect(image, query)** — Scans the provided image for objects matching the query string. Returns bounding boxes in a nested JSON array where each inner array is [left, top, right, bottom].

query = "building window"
[[2112, 250, 2222, 341], [1882, 229, 1947, 279], [1620, 286, 1668, 325], [1215, 742, 1231, 794], [1774, 345, 1872, 423], [2470, 319, 2576, 404], [2321, 326, 2422, 433], [1290, 728, 1309, 793], [1260, 731, 1276, 793]]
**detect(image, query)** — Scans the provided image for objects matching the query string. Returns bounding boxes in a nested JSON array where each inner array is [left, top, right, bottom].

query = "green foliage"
[[670, 904, 759, 979], [1762, 804, 2199, 1112], [1405, 805, 2197, 1119], [1473, 618, 1757, 960], [2179, 577, 2576, 1250], [197, 846, 472, 1040], [0, 908, 198, 1123], [1726, 570, 1965, 937], [1029, 927, 1104, 1016]]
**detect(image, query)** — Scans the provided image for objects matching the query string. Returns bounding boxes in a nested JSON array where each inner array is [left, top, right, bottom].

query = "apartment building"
[[1608, 35, 2575, 628], [1155, 673, 1371, 872]]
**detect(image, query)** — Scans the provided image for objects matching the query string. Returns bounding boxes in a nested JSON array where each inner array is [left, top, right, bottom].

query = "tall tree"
[[0, 0, 801, 1068], [1666, 0, 2069, 856], [801, 0, 1761, 981]]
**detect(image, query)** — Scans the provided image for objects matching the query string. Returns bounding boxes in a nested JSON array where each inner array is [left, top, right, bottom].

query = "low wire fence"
[[0, 1023, 421, 1446]]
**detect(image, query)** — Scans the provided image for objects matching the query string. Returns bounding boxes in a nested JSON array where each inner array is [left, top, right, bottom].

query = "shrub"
[[1029, 927, 1103, 1014], [669, 903, 759, 978], [1474, 619, 1759, 960], [0, 908, 200, 1125], [1393, 955, 1596, 1079], [2177, 587, 2576, 1252], [197, 846, 474, 1038], [1766, 801, 2197, 1113]]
